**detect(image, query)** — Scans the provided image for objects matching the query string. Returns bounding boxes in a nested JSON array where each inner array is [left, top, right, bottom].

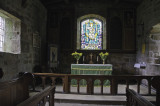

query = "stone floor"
[[30, 84, 156, 106], [55, 84, 156, 95], [54, 84, 156, 106], [54, 103, 124, 106]]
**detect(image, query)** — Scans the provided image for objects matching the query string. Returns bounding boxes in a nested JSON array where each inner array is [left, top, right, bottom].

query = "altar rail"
[[33, 73, 159, 95], [126, 88, 155, 106]]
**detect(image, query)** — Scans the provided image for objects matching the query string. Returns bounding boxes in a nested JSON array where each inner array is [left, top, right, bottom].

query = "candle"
[[83, 56, 84, 61]]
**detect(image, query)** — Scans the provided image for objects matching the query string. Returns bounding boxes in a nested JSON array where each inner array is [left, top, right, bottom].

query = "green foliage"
[[99, 52, 109, 60], [71, 51, 83, 60]]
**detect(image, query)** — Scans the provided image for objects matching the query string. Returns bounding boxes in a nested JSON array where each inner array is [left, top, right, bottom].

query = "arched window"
[[77, 14, 106, 50]]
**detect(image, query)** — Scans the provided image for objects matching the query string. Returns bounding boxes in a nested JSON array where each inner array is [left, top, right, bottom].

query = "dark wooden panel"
[[0, 73, 33, 106], [123, 9, 135, 51], [60, 17, 71, 49], [109, 17, 123, 50], [50, 12, 58, 28], [124, 28, 135, 50]]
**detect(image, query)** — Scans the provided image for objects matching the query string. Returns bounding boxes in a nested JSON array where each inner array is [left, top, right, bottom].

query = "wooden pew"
[[151, 76, 160, 106], [0, 72, 33, 106], [17, 85, 55, 106], [126, 88, 155, 106]]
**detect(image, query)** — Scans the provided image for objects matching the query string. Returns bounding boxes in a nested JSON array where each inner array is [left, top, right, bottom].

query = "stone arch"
[[148, 23, 160, 64]]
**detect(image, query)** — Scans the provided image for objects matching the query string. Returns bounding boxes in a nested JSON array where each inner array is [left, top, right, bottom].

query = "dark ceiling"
[[39, 0, 143, 9]]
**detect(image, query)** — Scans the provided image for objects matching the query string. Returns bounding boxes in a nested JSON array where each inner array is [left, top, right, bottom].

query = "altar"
[[71, 64, 112, 86]]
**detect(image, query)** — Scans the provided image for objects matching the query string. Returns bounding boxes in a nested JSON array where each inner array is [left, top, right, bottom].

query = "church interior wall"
[[136, 0, 160, 76], [48, 2, 137, 75], [2, 0, 159, 81], [0, 0, 47, 81]]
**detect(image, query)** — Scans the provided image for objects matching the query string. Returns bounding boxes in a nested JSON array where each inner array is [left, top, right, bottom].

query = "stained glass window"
[[81, 19, 102, 50]]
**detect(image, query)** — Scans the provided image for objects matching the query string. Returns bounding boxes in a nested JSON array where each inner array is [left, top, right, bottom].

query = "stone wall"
[[0, 0, 47, 81], [48, 2, 137, 75], [109, 53, 136, 75], [73, 3, 136, 75], [136, 0, 160, 76], [56, 50, 136, 75]]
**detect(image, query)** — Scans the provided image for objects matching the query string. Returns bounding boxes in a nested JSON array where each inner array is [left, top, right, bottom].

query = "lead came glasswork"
[[81, 19, 102, 50]]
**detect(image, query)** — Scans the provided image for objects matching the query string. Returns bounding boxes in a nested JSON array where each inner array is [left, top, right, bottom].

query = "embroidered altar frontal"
[[71, 64, 112, 86]]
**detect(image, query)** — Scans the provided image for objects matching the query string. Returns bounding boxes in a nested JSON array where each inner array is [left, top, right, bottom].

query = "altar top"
[[71, 64, 112, 71], [71, 64, 112, 66]]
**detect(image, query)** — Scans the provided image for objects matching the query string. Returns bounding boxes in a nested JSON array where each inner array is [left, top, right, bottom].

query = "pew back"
[[126, 88, 155, 106], [17, 85, 55, 106], [0, 73, 33, 106]]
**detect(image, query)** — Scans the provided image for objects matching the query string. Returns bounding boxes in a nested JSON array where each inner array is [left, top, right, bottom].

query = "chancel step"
[[55, 93, 126, 105]]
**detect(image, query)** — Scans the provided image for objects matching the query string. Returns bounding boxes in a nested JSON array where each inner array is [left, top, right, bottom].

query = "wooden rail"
[[17, 85, 55, 106], [33, 73, 160, 105], [33, 73, 158, 95], [126, 88, 155, 106]]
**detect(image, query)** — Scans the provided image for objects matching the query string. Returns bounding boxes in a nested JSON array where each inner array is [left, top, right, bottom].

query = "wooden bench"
[[126, 88, 155, 106], [0, 72, 56, 106], [17, 85, 55, 106], [0, 72, 33, 106]]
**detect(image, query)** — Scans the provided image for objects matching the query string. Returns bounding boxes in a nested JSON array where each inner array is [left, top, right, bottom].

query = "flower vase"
[[76, 59, 79, 64], [103, 59, 105, 64]]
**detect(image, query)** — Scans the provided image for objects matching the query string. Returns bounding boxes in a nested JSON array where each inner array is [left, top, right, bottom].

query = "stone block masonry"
[[0, 0, 47, 81]]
